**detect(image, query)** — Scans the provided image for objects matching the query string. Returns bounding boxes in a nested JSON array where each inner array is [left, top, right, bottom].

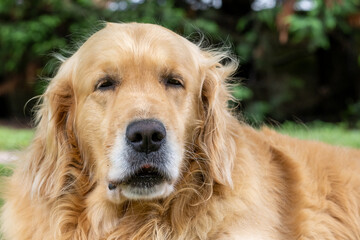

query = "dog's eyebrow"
[[159, 67, 181, 77], [166, 73, 183, 80], [97, 74, 120, 82], [160, 71, 184, 81]]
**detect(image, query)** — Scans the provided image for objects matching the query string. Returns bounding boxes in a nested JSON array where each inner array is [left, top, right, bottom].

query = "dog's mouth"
[[108, 164, 168, 190], [124, 165, 166, 188], [107, 133, 182, 201]]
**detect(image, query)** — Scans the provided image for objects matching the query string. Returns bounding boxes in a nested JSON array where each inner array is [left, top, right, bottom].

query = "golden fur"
[[2, 22, 360, 240]]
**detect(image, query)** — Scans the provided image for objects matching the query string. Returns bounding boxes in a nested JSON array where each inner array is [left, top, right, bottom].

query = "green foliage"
[[0, 0, 218, 78], [232, 0, 360, 125], [244, 101, 271, 124], [0, 0, 218, 106], [1, 0, 359, 125], [1, 0, 91, 74], [342, 101, 360, 124], [235, 0, 359, 61], [288, 15, 329, 49], [287, 0, 359, 50], [0, 127, 34, 150], [232, 86, 253, 101]]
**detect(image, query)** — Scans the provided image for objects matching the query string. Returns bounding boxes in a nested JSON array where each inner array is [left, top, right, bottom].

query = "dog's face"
[[43, 22, 235, 205], [68, 23, 202, 202]]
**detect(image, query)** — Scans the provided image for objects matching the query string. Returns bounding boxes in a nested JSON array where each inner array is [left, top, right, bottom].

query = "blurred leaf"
[[193, 19, 219, 35], [236, 43, 252, 61], [232, 86, 253, 101], [257, 9, 277, 29], [236, 17, 250, 32], [245, 102, 271, 123], [324, 9, 336, 29]]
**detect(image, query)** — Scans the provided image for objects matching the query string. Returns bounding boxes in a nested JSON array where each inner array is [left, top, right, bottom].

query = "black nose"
[[126, 119, 166, 153]]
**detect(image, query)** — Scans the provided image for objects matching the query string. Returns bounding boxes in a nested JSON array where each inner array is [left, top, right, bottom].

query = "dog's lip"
[[108, 164, 170, 188]]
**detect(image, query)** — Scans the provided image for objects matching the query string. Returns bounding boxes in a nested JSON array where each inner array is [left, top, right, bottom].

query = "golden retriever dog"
[[2, 22, 360, 240]]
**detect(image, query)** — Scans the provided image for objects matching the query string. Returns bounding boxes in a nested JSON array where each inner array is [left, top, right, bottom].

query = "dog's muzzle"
[[108, 119, 172, 192]]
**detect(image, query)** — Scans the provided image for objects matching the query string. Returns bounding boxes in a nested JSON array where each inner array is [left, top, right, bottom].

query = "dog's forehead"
[[71, 23, 200, 93], [78, 23, 197, 66]]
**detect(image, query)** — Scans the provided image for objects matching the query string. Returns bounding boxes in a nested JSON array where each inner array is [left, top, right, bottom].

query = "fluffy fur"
[[2, 22, 360, 240]]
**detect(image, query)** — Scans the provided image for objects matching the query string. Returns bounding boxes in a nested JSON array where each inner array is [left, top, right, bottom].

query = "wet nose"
[[125, 119, 166, 154]]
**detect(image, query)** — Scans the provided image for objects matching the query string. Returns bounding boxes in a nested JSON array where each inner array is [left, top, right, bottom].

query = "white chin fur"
[[107, 182, 174, 203], [122, 182, 174, 200]]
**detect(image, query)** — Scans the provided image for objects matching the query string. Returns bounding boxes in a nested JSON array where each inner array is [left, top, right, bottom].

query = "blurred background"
[[0, 0, 360, 151]]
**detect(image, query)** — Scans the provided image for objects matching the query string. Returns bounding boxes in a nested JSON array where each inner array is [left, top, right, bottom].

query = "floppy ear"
[[197, 50, 239, 187], [23, 58, 84, 199]]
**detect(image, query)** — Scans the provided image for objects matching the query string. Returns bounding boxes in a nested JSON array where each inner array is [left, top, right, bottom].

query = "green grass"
[[0, 164, 13, 178], [0, 164, 14, 203], [0, 126, 31, 238], [275, 121, 360, 149], [0, 164, 12, 240], [0, 126, 34, 150]]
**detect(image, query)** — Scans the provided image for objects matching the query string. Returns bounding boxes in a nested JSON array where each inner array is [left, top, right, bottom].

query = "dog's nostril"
[[129, 133, 142, 143], [152, 132, 165, 142], [126, 119, 166, 153]]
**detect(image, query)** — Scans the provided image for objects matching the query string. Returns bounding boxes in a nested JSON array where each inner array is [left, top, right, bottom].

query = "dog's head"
[[34, 23, 238, 203]]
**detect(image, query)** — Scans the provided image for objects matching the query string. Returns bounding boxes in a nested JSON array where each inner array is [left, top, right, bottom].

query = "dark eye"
[[164, 76, 184, 88], [96, 77, 117, 91]]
